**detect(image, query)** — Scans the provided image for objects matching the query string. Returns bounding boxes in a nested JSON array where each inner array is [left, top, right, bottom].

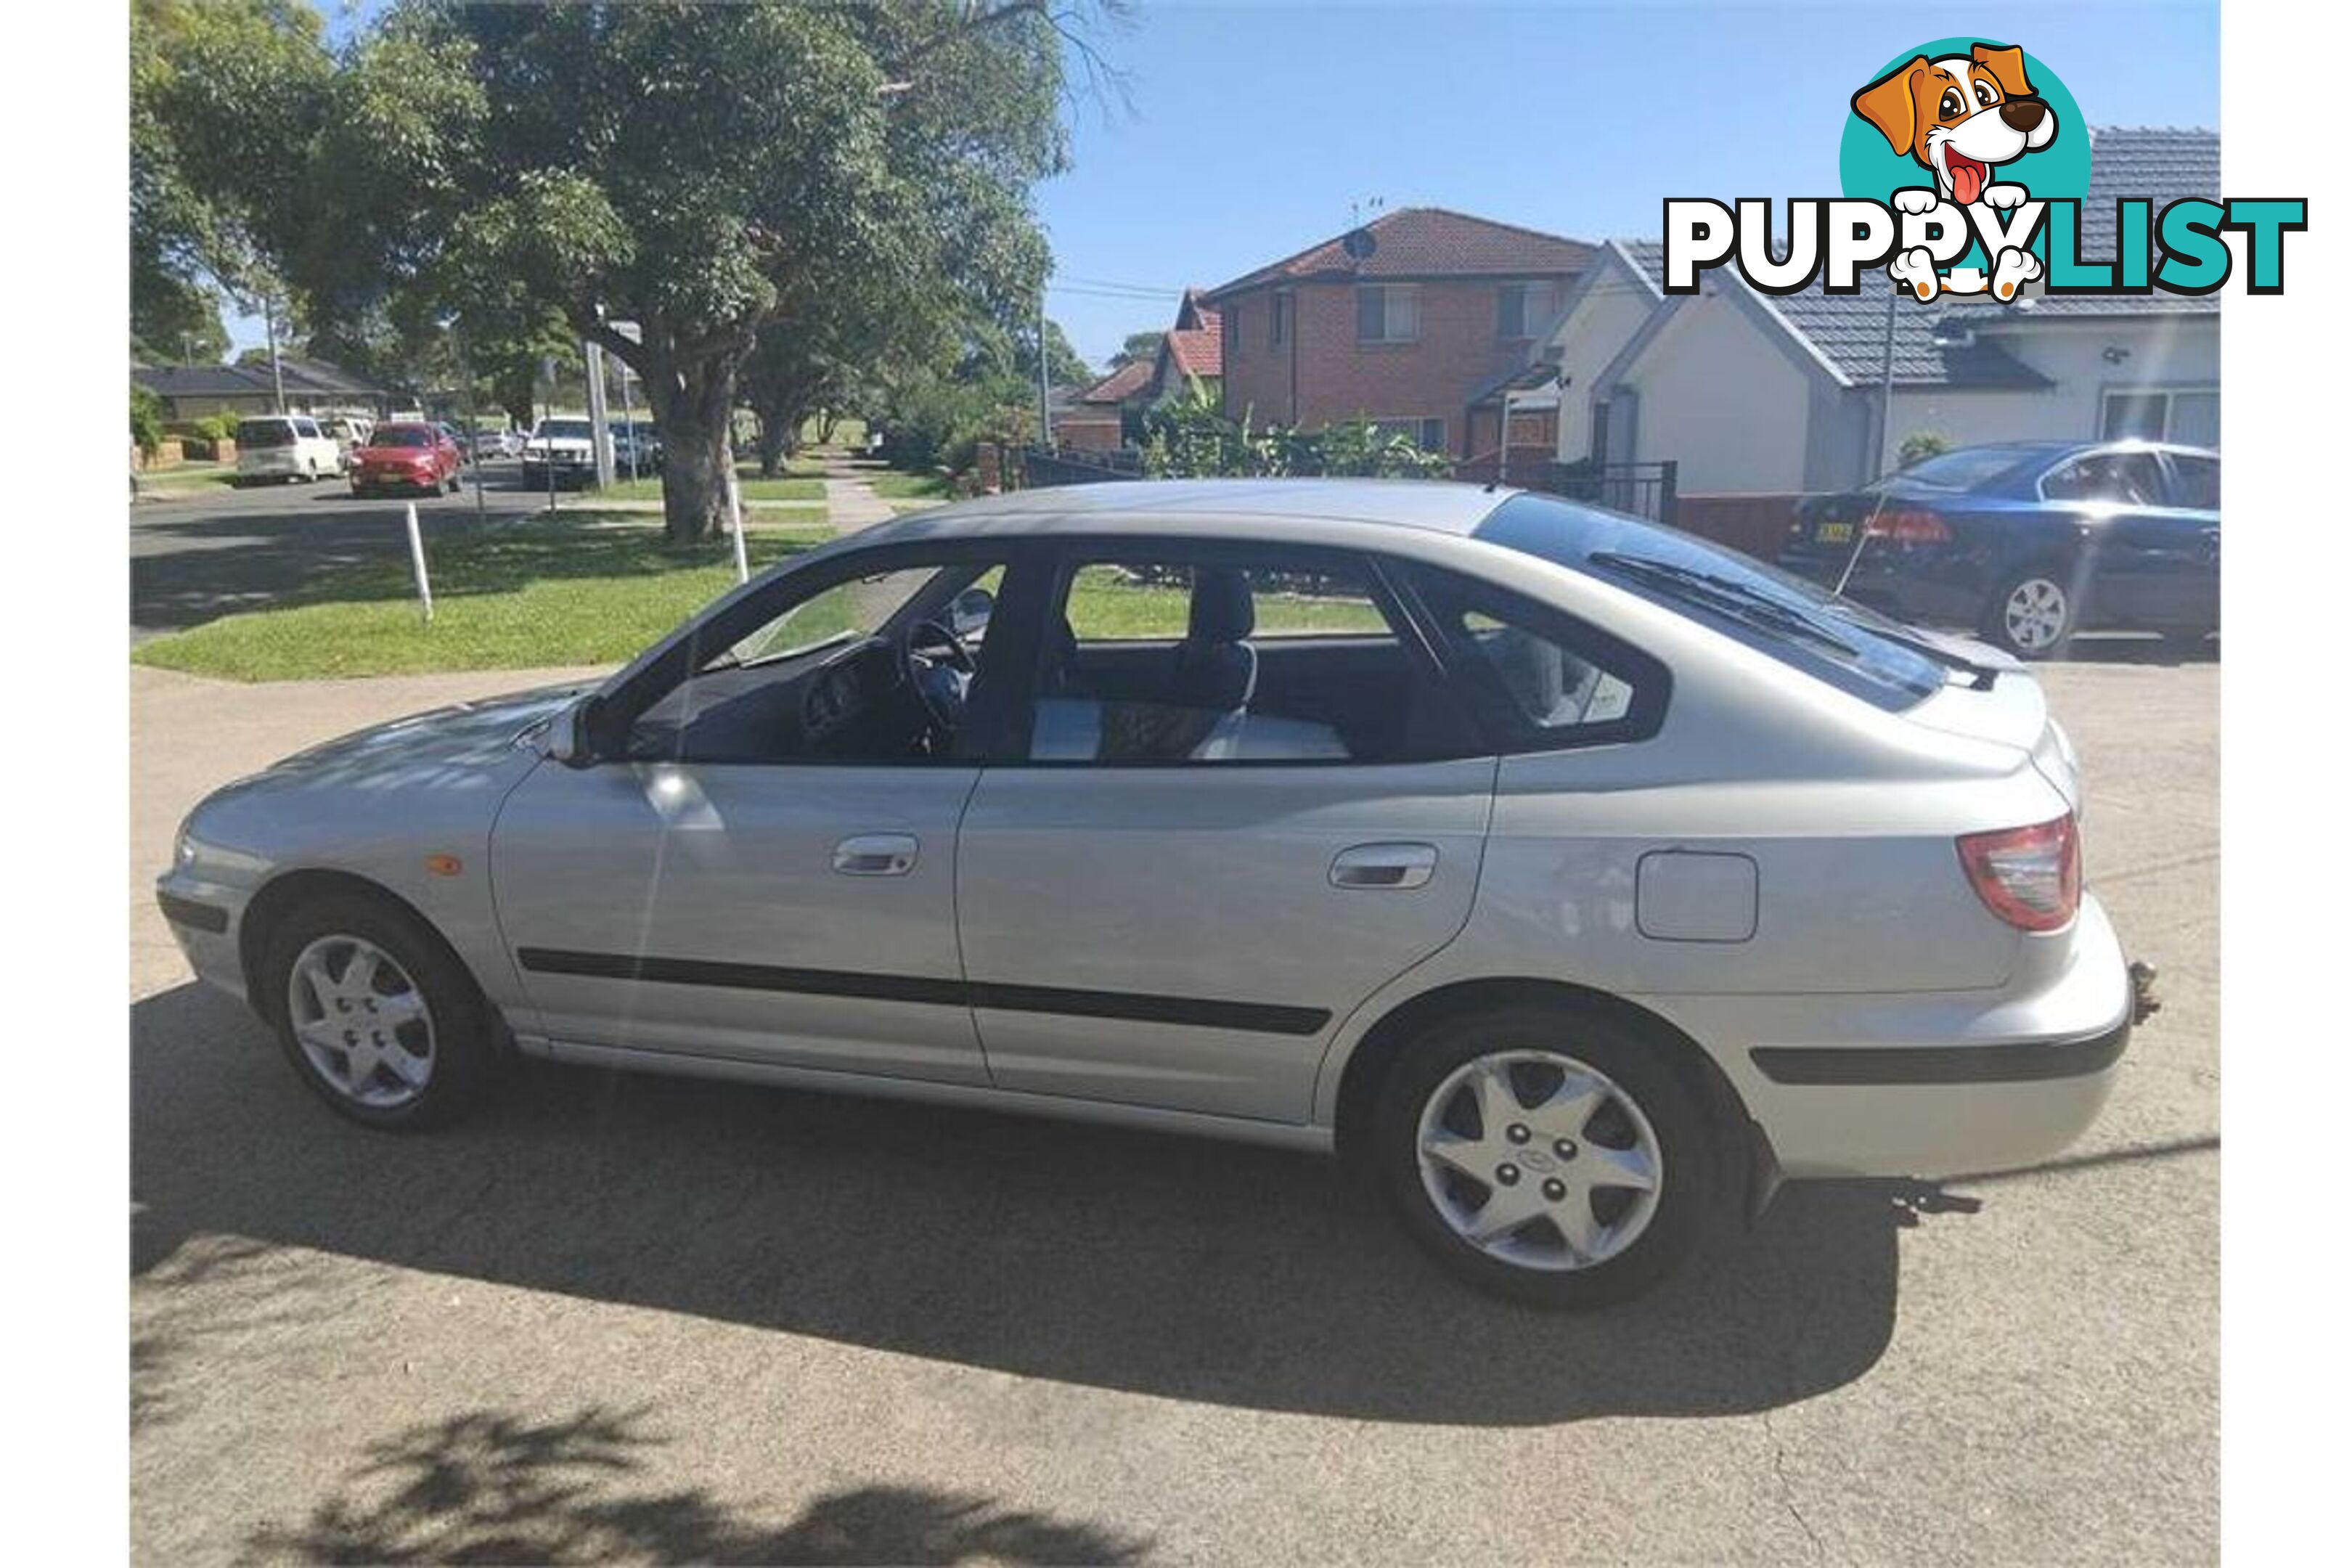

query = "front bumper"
[[1646, 894, 2138, 1180], [155, 870, 250, 1005]]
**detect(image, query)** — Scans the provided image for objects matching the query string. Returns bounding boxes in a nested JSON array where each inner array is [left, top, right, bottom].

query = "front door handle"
[[1331, 842, 1438, 890], [833, 833, 918, 876]]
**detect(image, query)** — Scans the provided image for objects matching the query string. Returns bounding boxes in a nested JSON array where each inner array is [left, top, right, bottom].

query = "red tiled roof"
[[1079, 360, 1153, 404], [1164, 309, 1222, 380], [1201, 207, 1592, 301]]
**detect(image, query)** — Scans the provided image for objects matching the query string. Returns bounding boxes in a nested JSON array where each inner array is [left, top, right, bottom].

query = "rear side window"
[[293, 417, 322, 438], [1402, 565, 1667, 751], [2042, 451, 2165, 505]]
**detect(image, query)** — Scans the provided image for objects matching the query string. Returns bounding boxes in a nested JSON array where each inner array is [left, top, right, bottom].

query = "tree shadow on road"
[[135, 982, 1912, 1425], [245, 1403, 1148, 1565]]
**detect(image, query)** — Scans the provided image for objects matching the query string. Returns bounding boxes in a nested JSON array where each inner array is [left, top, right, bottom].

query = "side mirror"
[[547, 694, 602, 767], [949, 586, 995, 638]]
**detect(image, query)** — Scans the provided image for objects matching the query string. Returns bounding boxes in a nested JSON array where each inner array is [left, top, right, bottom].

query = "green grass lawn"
[[865, 470, 955, 501], [1063, 567, 1389, 640], [136, 462, 241, 497], [602, 466, 825, 504], [131, 513, 834, 682]]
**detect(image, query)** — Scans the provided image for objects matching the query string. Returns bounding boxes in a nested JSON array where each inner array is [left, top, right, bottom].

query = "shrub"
[[131, 383, 166, 458], [1898, 430, 1952, 468]]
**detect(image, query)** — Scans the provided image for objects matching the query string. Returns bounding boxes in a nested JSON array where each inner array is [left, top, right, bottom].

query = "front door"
[[952, 542, 1496, 1123], [489, 544, 1028, 1085]]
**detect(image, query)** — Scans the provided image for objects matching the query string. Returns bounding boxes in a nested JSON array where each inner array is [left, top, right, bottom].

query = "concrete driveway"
[[129, 656, 2216, 1564]]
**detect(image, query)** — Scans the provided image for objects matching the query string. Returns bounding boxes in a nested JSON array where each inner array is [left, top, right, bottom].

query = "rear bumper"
[[1642, 894, 2136, 1180]]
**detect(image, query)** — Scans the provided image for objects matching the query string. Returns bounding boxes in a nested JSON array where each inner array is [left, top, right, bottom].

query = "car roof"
[[854, 478, 1517, 547]]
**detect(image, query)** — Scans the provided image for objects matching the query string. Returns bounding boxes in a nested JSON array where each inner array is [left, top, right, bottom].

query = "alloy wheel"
[[285, 934, 436, 1108], [2002, 576, 2070, 653], [1415, 1049, 1665, 1273]]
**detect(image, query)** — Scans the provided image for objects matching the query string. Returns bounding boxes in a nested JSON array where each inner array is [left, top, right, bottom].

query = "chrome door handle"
[[1331, 842, 1437, 890], [833, 834, 918, 876]]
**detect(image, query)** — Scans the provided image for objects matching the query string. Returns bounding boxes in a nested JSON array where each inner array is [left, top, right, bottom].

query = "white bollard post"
[[728, 467, 750, 584], [405, 500, 434, 623]]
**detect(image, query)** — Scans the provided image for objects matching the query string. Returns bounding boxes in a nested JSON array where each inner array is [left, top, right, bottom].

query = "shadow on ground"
[[246, 1403, 1148, 1565], [134, 982, 1911, 1425]]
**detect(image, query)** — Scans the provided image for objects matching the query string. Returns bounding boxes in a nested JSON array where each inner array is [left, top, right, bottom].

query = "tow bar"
[[2129, 961, 2162, 1026]]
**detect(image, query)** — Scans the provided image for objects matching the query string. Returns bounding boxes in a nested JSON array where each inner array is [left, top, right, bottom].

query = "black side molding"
[[157, 891, 228, 934], [515, 948, 1331, 1038], [1750, 1013, 2131, 1086]]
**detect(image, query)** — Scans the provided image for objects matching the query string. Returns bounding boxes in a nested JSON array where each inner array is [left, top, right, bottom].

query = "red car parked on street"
[[348, 422, 465, 498]]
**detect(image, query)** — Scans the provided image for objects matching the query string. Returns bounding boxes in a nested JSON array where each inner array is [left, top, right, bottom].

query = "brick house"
[[1055, 290, 1225, 452], [1201, 207, 1591, 460]]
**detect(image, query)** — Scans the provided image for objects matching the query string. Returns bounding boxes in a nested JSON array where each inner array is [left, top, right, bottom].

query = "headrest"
[[1188, 567, 1256, 643]]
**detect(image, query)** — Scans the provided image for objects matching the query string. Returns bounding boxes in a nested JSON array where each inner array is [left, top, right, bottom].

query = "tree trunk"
[[756, 412, 793, 478], [642, 354, 739, 544]]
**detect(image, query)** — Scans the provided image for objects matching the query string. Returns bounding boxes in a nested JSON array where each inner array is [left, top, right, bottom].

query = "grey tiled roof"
[[1599, 127, 2217, 386]]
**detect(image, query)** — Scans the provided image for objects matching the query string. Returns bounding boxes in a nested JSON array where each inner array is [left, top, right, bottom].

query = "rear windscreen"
[[372, 428, 436, 448], [1475, 492, 1947, 711], [237, 420, 293, 448]]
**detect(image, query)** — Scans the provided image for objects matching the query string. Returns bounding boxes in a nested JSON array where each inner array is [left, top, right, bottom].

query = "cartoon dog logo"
[[1851, 43, 2058, 301]]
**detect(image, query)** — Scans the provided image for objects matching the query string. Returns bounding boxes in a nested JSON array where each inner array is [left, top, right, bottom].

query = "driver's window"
[[624, 556, 1008, 767]]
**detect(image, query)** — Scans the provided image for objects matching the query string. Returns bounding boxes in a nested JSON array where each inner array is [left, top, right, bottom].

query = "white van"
[[236, 415, 345, 484]]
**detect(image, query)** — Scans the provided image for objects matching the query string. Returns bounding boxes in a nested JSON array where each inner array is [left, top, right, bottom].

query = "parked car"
[[522, 415, 600, 488], [348, 422, 465, 497], [234, 415, 343, 485], [157, 480, 2147, 1308], [613, 420, 663, 476], [320, 415, 374, 470], [1777, 440, 2219, 658]]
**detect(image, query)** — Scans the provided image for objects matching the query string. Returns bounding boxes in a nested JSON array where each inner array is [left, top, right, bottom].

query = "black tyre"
[[1983, 563, 2078, 659], [258, 891, 496, 1131], [1371, 1004, 1720, 1308]]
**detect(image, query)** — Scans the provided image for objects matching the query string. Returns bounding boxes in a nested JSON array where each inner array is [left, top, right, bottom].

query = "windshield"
[[535, 419, 592, 441], [370, 427, 436, 448], [1476, 492, 1948, 710]]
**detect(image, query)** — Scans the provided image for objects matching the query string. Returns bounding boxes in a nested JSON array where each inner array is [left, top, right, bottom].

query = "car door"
[[2154, 450, 2221, 629], [2041, 448, 2205, 629], [952, 539, 1498, 1124], [489, 542, 1031, 1085]]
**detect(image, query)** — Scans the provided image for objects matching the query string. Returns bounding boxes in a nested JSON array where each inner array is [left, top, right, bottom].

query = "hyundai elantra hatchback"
[[158, 480, 2147, 1307]]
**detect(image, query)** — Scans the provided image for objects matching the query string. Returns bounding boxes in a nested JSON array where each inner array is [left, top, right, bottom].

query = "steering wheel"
[[900, 617, 975, 732]]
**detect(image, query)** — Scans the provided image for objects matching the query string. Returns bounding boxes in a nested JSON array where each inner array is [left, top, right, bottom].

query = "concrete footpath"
[[129, 658, 2216, 1564]]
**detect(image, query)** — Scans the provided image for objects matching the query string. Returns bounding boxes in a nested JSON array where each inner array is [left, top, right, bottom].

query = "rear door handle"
[[1331, 842, 1437, 890], [833, 834, 918, 876]]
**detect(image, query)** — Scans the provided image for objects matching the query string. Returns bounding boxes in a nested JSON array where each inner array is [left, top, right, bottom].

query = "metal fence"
[[1019, 445, 1143, 487]]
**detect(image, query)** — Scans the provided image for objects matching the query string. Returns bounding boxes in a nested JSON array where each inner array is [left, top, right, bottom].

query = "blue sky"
[[226, 1, 2219, 369]]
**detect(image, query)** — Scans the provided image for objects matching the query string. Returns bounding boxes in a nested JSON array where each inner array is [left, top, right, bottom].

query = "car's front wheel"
[[1372, 1005, 1718, 1307], [260, 891, 496, 1130], [1986, 565, 2078, 659]]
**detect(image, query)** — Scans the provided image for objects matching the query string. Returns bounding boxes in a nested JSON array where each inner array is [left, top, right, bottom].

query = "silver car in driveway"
[[158, 480, 2149, 1307]]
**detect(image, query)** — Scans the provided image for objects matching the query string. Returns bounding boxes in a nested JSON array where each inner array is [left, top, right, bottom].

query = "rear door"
[[952, 540, 1496, 1124]]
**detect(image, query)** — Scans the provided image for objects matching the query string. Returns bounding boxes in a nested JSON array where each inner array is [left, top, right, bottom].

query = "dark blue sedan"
[[1777, 441, 2218, 658]]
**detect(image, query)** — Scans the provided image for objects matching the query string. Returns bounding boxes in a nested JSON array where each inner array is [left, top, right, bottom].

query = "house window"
[[2101, 387, 2219, 448], [1368, 417, 1445, 452], [1356, 285, 1418, 343], [1497, 281, 1556, 341], [1270, 291, 1289, 348]]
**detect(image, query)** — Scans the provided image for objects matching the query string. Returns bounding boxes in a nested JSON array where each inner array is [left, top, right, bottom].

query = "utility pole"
[[264, 292, 287, 413], [1874, 282, 1898, 480], [1037, 287, 1052, 452]]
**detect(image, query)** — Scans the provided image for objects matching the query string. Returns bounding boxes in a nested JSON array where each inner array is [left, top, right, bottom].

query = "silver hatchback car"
[[158, 481, 2149, 1307]]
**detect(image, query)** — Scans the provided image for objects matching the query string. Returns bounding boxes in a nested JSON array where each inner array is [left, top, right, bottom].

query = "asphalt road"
[[128, 656, 2216, 1565], [128, 461, 579, 642]]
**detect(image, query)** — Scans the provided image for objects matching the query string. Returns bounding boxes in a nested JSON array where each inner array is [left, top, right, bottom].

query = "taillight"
[[1956, 814, 2081, 932], [1869, 509, 1951, 544]]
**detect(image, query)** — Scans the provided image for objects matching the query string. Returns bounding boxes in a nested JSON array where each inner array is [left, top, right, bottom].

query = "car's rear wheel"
[[1372, 1005, 1717, 1307], [260, 891, 494, 1130], [1986, 566, 2077, 659]]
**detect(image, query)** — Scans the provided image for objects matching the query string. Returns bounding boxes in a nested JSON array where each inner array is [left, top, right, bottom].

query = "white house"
[[1538, 128, 2220, 497]]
